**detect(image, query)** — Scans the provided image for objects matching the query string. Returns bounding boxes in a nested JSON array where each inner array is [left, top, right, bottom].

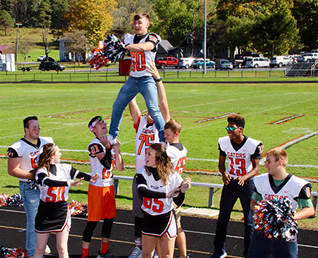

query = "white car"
[[269, 56, 291, 68], [177, 57, 194, 69], [297, 53, 318, 62], [245, 57, 270, 68]]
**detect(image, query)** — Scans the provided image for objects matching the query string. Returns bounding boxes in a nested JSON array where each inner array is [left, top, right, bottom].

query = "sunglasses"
[[225, 126, 240, 132]]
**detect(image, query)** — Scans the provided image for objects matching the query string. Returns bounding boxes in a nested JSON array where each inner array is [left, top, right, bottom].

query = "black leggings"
[[82, 218, 114, 242]]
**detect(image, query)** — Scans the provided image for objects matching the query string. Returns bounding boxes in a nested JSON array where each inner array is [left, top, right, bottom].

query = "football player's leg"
[[139, 77, 165, 142], [109, 77, 138, 140]]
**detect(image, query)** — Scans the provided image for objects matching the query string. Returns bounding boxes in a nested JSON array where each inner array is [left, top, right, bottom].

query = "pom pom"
[[254, 197, 298, 241], [68, 200, 88, 217], [4, 247, 28, 257], [89, 34, 126, 70]]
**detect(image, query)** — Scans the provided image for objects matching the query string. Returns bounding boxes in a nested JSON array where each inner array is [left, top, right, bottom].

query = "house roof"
[[158, 40, 175, 55], [0, 45, 11, 51], [57, 37, 71, 42]]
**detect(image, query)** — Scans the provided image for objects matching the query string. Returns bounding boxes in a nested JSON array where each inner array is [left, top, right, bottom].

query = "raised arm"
[[129, 96, 142, 125], [146, 62, 170, 123]]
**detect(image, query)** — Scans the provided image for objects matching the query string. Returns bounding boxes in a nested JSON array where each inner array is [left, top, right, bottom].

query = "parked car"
[[37, 55, 55, 62], [215, 59, 233, 70], [245, 57, 270, 68], [269, 56, 291, 68], [192, 59, 215, 69], [177, 58, 194, 69], [297, 53, 318, 62], [156, 57, 179, 69], [39, 61, 65, 71]]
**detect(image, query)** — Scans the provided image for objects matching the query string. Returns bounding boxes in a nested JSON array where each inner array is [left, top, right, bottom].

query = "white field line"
[[0, 145, 316, 168]]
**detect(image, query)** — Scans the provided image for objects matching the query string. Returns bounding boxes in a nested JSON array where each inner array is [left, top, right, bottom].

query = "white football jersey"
[[166, 143, 187, 175], [135, 115, 159, 171], [138, 167, 183, 216], [35, 163, 77, 202], [218, 136, 263, 177], [88, 137, 115, 187], [124, 33, 161, 78], [7, 137, 54, 180], [254, 173, 311, 212]]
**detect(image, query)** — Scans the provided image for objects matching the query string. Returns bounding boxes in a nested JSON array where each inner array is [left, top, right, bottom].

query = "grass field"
[[0, 82, 317, 229]]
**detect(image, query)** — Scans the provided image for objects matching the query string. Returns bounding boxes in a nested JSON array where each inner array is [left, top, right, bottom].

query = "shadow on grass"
[[115, 195, 133, 201], [3, 185, 19, 189]]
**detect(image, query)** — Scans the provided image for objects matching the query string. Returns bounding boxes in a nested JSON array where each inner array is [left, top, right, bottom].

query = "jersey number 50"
[[131, 52, 146, 72]]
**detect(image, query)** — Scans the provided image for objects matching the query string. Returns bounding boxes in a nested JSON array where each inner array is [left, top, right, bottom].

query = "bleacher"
[[286, 61, 317, 77]]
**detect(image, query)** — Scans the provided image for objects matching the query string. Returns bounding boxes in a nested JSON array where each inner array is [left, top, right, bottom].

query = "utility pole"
[[192, 13, 195, 57], [15, 23, 22, 62], [203, 0, 207, 74]]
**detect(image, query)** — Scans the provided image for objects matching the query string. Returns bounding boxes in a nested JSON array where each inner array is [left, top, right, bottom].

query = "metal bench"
[[113, 175, 318, 217]]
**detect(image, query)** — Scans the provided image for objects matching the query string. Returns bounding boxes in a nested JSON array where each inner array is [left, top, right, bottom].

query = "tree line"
[[1, 0, 318, 58]]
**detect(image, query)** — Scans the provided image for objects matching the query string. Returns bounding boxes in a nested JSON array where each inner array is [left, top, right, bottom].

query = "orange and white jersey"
[[35, 163, 76, 202], [88, 137, 115, 187], [124, 33, 161, 78], [254, 173, 311, 212], [137, 166, 183, 216], [135, 115, 159, 171], [166, 143, 187, 175], [7, 137, 54, 181], [218, 136, 263, 177]]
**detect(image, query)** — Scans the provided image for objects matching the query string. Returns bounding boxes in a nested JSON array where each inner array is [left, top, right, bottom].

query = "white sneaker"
[[153, 250, 158, 258], [44, 245, 51, 254], [107, 135, 118, 145], [128, 246, 142, 258]]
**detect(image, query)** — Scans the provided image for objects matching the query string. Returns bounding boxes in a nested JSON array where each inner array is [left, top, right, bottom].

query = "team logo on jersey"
[[149, 35, 158, 43]]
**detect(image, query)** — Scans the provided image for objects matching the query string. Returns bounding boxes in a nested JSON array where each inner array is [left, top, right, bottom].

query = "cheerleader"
[[33, 143, 98, 258], [136, 143, 191, 258]]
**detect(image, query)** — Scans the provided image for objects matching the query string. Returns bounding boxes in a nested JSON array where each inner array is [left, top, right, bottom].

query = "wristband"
[[67, 180, 72, 187], [154, 78, 162, 82]]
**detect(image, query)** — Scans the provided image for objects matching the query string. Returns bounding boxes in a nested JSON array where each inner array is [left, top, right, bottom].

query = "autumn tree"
[[66, 0, 117, 43], [63, 30, 89, 66], [111, 0, 156, 37], [0, 10, 14, 36]]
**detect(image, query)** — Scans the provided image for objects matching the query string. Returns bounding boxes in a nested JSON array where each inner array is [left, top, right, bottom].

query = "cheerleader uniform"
[[35, 164, 91, 233], [136, 166, 184, 239]]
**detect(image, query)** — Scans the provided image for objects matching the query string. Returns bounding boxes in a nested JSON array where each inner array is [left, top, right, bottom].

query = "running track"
[[0, 207, 317, 258]]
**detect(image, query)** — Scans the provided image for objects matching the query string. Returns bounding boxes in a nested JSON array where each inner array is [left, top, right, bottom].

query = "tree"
[[152, 0, 201, 46], [250, 10, 299, 56], [111, 0, 156, 37], [50, 0, 69, 38], [19, 37, 34, 61], [63, 30, 89, 66], [292, 0, 318, 51], [66, 0, 117, 42], [0, 10, 14, 36]]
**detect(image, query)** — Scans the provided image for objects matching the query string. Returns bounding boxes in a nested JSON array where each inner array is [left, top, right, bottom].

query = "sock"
[[135, 237, 141, 249], [100, 241, 109, 254], [82, 247, 89, 258]]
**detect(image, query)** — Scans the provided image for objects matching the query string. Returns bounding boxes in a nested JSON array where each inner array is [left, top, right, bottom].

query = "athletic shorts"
[[173, 203, 182, 228], [87, 184, 116, 221], [142, 210, 177, 239]]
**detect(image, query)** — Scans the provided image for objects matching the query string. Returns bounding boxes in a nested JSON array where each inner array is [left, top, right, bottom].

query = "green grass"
[[0, 82, 317, 229]]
